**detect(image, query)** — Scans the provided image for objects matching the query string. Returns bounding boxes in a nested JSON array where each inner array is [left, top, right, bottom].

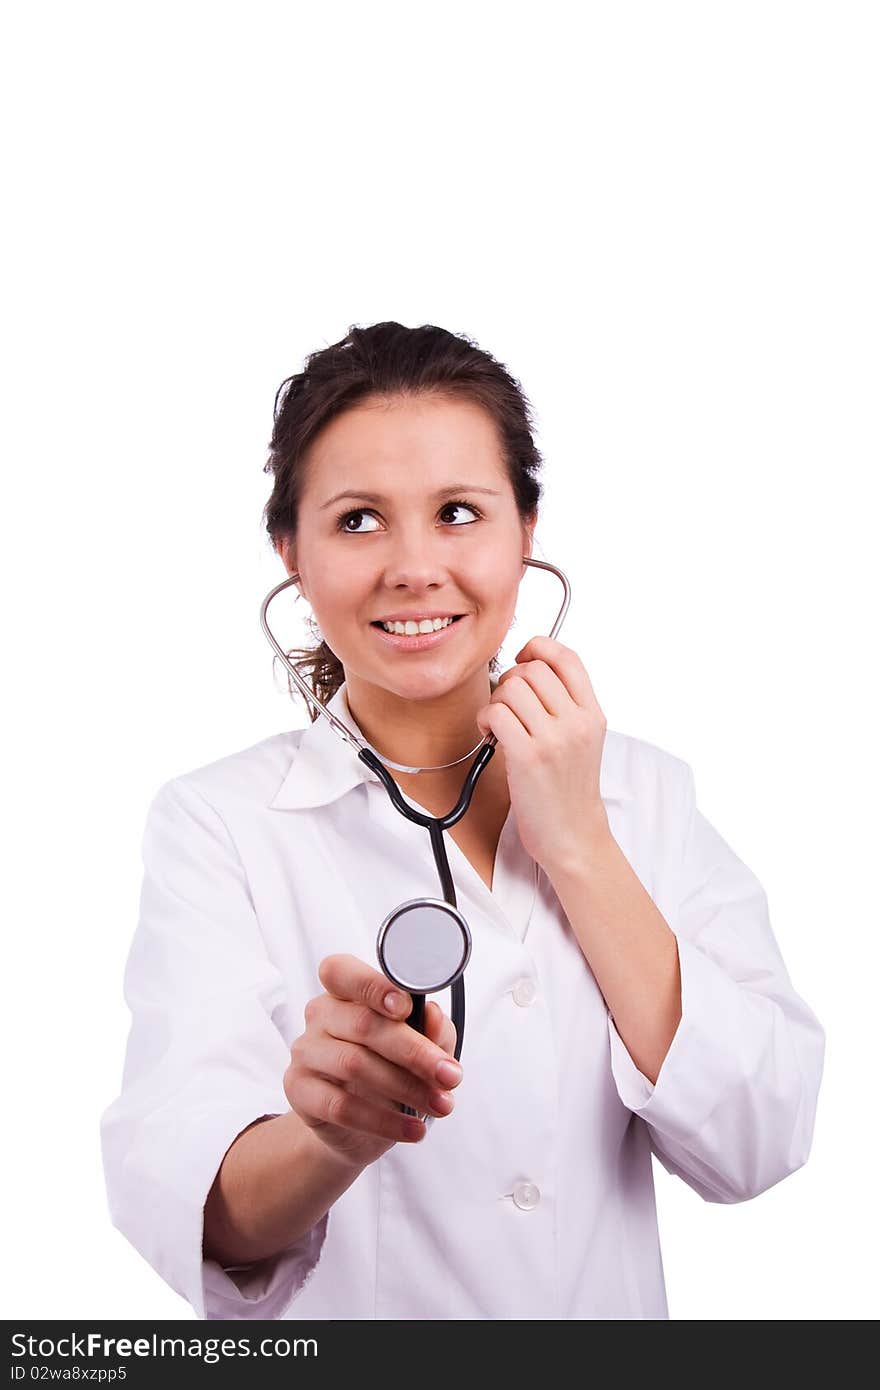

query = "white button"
[[512, 1181, 540, 1211], [512, 977, 537, 1007]]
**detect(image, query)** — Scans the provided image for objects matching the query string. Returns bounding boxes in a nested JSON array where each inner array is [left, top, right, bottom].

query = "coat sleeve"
[[606, 761, 826, 1203], [99, 776, 329, 1320]]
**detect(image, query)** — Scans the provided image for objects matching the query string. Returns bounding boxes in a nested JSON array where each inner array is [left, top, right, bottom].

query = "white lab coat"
[[100, 682, 825, 1320]]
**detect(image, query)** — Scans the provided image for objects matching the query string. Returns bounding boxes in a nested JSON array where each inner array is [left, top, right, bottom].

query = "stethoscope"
[[260, 557, 570, 1117]]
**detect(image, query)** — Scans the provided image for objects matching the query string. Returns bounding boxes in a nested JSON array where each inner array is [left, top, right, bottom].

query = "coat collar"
[[268, 679, 631, 811], [269, 682, 380, 811]]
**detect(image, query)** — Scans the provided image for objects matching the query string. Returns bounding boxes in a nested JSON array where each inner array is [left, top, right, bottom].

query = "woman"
[[100, 320, 826, 1320]]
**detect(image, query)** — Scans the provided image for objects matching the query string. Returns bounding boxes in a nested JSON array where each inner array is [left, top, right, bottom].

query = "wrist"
[[294, 1110, 370, 1178], [544, 810, 615, 884]]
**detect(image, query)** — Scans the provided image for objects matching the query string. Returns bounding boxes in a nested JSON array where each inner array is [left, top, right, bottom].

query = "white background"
[[3, 1, 877, 1320]]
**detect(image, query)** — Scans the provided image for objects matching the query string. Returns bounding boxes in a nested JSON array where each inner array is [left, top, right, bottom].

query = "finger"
[[343, 1077, 398, 1112], [318, 953, 413, 1021], [514, 636, 601, 712], [491, 671, 556, 736], [424, 1000, 458, 1058], [292, 1072, 426, 1145], [476, 699, 533, 756], [302, 1034, 456, 1118], [496, 660, 571, 718], [318, 995, 464, 1091]]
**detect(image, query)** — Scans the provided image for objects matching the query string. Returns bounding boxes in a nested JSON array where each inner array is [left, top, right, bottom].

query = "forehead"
[[302, 393, 508, 492]]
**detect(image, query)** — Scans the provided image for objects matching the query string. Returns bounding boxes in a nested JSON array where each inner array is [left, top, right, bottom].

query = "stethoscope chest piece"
[[377, 897, 472, 994]]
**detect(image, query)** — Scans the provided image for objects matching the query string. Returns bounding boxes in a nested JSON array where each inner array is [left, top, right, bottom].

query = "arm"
[[547, 823, 682, 1085], [203, 1110, 365, 1267], [100, 777, 333, 1319], [548, 761, 826, 1204]]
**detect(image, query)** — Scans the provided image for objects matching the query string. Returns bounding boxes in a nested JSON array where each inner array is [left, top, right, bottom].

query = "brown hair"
[[262, 320, 544, 720]]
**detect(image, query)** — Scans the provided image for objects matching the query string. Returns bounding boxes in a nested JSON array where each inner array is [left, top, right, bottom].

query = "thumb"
[[423, 999, 458, 1058]]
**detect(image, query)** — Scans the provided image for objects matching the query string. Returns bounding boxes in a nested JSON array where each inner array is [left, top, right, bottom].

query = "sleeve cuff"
[[606, 931, 775, 1140], [104, 1092, 330, 1321], [202, 1209, 329, 1321], [194, 1103, 330, 1321]]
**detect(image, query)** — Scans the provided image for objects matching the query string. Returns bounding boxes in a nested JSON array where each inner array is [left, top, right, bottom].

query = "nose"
[[380, 531, 453, 593]]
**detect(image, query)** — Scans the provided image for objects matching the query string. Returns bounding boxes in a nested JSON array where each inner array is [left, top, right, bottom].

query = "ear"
[[279, 538, 305, 593], [522, 509, 537, 561]]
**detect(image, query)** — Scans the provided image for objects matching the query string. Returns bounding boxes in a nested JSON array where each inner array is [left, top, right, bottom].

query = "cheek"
[[475, 580, 520, 645], [309, 571, 366, 617], [485, 563, 522, 613], [307, 592, 355, 640], [472, 553, 522, 595]]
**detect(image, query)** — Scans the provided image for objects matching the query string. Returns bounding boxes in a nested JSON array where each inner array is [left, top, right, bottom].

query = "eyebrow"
[[319, 483, 502, 511]]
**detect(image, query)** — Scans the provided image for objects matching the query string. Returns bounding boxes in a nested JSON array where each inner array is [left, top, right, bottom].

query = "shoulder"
[[152, 727, 308, 815], [601, 730, 697, 889], [603, 726, 693, 808]]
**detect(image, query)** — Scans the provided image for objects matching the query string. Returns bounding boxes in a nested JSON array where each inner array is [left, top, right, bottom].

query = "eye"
[[336, 509, 380, 534], [439, 501, 482, 525], [334, 500, 483, 534]]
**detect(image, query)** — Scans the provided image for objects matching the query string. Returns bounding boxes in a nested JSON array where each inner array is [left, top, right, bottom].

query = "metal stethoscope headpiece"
[[259, 557, 571, 1115]]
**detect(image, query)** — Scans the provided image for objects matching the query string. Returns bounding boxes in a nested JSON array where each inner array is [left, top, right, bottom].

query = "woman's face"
[[284, 392, 535, 705]]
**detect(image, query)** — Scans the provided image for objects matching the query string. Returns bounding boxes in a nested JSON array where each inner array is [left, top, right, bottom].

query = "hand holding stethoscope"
[[283, 951, 463, 1161], [474, 631, 610, 877]]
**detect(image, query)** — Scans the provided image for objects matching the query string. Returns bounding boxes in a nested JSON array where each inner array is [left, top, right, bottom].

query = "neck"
[[343, 670, 496, 775]]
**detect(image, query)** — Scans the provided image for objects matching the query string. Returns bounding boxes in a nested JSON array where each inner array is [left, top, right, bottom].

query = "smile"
[[370, 614, 467, 651]]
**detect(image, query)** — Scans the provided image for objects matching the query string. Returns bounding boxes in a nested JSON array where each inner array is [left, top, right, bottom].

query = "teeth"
[[380, 616, 457, 635]]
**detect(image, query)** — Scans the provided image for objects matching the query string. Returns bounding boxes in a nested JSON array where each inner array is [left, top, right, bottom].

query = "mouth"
[[370, 613, 467, 651]]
